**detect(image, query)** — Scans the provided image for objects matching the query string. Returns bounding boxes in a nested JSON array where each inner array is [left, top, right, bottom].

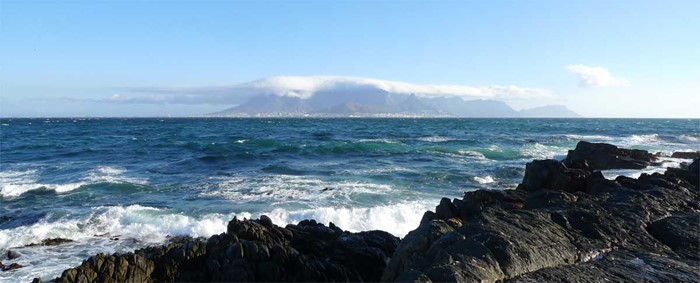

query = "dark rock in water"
[[671, 151, 700, 159], [6, 250, 20, 260], [665, 159, 699, 188], [517, 159, 590, 193], [26, 238, 74, 247], [54, 216, 399, 282], [31, 278, 43, 283], [564, 141, 657, 170], [382, 151, 699, 281], [0, 262, 24, 271]]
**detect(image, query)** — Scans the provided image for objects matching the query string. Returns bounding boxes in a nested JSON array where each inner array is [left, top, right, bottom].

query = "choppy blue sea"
[[1, 118, 698, 281]]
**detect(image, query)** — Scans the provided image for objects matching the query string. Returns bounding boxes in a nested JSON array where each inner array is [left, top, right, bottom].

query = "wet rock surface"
[[26, 238, 74, 247], [672, 150, 700, 159], [564, 141, 658, 170], [383, 145, 699, 282], [53, 218, 399, 282], [1, 262, 24, 272]]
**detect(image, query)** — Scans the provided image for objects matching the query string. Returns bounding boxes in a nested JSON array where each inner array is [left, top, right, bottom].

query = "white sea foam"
[[624, 134, 660, 146], [601, 157, 684, 179], [520, 143, 569, 160], [0, 166, 147, 198], [0, 169, 86, 197], [0, 205, 236, 252], [358, 138, 401, 144], [204, 175, 393, 204], [0, 200, 434, 281], [473, 175, 495, 184], [84, 166, 148, 185], [457, 150, 487, 159], [566, 133, 664, 148], [266, 200, 434, 237], [565, 134, 615, 141], [0, 205, 241, 282], [679, 134, 700, 142], [340, 166, 417, 175], [417, 136, 454, 143]]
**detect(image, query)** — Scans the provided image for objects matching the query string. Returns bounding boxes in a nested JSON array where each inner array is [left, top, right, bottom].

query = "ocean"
[[1, 118, 698, 281]]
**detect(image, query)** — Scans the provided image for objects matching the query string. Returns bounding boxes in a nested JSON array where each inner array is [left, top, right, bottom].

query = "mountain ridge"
[[206, 76, 580, 117]]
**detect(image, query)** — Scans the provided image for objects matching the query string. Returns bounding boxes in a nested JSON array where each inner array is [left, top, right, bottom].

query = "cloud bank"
[[238, 76, 552, 100], [72, 76, 552, 105], [566, 65, 629, 87]]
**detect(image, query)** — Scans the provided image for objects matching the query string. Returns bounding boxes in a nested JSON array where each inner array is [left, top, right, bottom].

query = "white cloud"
[[231, 76, 551, 100], [565, 65, 629, 87], [68, 76, 552, 105]]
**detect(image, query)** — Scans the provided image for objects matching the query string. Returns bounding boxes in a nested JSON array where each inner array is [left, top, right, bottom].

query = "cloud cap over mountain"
[[237, 76, 552, 100], [93, 76, 552, 105]]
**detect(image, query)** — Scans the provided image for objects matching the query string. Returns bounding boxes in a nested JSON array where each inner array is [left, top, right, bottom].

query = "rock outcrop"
[[54, 218, 398, 282], [564, 141, 657, 170], [382, 152, 699, 281], [672, 150, 700, 159], [0, 262, 24, 272]]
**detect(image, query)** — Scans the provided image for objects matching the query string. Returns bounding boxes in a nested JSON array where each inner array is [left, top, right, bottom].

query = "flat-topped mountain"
[[207, 76, 579, 117]]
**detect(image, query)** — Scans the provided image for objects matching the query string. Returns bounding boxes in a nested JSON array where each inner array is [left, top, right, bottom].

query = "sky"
[[0, 0, 698, 118]]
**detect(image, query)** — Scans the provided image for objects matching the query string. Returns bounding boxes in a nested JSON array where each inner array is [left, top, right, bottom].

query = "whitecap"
[[679, 134, 700, 142], [0, 205, 240, 282], [83, 166, 148, 185], [0, 169, 86, 198], [357, 138, 400, 144], [417, 136, 454, 143], [340, 167, 417, 175], [565, 134, 615, 141], [457, 150, 486, 159], [0, 166, 147, 198], [473, 175, 495, 184], [601, 157, 684, 179], [520, 143, 568, 160], [203, 175, 394, 204], [0, 200, 435, 281], [266, 200, 435, 237], [625, 134, 660, 145]]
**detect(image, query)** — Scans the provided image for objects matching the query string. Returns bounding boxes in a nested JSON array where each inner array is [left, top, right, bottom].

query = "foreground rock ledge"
[[53, 218, 398, 282], [383, 144, 699, 282], [48, 142, 699, 282]]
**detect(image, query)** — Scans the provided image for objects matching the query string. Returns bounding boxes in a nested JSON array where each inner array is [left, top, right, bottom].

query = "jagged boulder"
[[564, 141, 657, 170], [55, 217, 399, 282], [517, 159, 590, 193], [665, 159, 699, 188]]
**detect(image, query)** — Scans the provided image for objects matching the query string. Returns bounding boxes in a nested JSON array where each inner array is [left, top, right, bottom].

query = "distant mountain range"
[[207, 76, 580, 118]]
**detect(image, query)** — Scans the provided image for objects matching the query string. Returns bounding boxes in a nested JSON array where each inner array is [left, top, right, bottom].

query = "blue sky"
[[1, 0, 698, 117]]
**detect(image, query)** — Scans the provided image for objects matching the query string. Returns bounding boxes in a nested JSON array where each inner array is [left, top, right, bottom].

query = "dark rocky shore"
[[29, 141, 699, 282]]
